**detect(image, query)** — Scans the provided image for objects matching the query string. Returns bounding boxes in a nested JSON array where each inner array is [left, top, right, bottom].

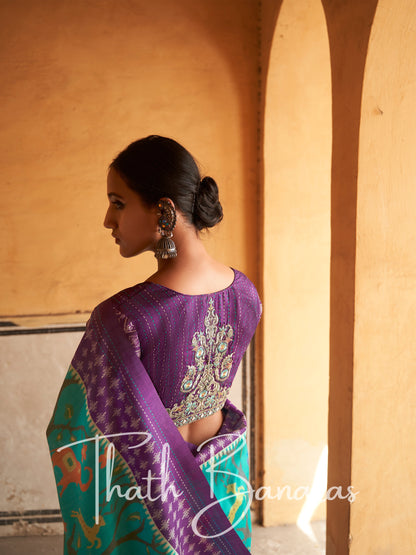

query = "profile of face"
[[103, 168, 159, 258]]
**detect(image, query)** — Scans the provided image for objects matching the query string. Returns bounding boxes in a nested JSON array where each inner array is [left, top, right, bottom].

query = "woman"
[[47, 135, 262, 554]]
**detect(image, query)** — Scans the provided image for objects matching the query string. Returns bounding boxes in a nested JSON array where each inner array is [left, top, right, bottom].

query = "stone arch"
[[262, 0, 331, 528]]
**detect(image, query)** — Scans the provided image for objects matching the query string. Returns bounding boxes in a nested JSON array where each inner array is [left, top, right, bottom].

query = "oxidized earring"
[[154, 199, 177, 259]]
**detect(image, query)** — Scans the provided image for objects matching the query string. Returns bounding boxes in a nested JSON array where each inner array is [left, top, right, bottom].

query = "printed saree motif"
[[47, 298, 252, 554]]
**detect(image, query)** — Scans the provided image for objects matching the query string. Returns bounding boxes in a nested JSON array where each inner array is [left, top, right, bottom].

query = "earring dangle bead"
[[154, 199, 178, 259]]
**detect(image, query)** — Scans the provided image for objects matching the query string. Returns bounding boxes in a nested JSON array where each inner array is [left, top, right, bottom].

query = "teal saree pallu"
[[47, 298, 252, 554]]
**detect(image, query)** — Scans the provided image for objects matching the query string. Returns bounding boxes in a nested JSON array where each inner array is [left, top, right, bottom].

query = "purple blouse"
[[108, 268, 262, 427]]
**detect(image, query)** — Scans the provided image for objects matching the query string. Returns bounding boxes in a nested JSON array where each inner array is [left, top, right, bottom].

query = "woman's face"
[[104, 168, 158, 258]]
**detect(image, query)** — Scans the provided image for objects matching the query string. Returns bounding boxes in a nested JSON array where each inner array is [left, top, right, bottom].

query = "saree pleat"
[[47, 298, 252, 554]]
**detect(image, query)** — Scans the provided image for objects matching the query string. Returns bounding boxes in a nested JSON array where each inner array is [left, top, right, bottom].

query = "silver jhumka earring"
[[154, 199, 177, 259]]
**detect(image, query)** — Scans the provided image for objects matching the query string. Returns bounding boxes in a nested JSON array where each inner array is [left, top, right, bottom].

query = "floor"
[[0, 522, 325, 554], [251, 521, 325, 554]]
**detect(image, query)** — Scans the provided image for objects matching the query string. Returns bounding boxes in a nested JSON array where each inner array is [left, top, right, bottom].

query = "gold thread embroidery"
[[167, 299, 234, 427]]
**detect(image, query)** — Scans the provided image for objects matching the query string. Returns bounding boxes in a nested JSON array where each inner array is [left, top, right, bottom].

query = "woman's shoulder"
[[90, 281, 157, 318], [90, 268, 261, 321], [233, 268, 258, 292], [232, 268, 262, 319]]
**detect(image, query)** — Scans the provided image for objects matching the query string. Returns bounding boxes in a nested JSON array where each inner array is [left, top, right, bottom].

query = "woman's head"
[[109, 135, 223, 231]]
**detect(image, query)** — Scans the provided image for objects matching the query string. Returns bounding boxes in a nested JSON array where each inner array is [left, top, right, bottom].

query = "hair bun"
[[193, 176, 223, 231]]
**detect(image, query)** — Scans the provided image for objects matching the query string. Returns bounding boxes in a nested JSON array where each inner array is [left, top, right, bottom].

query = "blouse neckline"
[[144, 268, 238, 298]]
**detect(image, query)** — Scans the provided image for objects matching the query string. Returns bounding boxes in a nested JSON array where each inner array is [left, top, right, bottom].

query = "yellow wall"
[[322, 1, 378, 551], [262, 0, 331, 526], [351, 0, 416, 552], [0, 0, 259, 324], [322, 1, 416, 552]]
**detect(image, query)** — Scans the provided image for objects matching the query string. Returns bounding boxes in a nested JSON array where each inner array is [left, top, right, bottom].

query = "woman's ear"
[[154, 198, 178, 259], [157, 197, 175, 210], [155, 198, 177, 232]]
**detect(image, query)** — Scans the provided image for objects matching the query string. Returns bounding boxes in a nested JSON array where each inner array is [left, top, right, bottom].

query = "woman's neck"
[[148, 220, 233, 295]]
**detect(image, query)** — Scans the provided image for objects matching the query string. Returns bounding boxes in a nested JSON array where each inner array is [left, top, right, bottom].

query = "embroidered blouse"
[[108, 268, 262, 427]]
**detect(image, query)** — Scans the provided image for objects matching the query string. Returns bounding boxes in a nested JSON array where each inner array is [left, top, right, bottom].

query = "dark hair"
[[110, 135, 223, 231]]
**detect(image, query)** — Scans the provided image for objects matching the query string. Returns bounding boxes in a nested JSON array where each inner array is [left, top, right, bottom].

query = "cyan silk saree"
[[47, 298, 253, 554]]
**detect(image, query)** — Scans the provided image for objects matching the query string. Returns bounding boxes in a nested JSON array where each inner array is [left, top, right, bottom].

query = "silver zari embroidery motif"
[[167, 299, 234, 427]]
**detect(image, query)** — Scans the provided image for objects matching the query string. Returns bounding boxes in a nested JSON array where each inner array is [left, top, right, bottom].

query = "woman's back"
[[110, 268, 261, 444]]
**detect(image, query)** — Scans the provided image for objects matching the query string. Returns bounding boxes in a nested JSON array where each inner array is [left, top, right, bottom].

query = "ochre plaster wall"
[[0, 0, 259, 324], [350, 1, 416, 552], [321, 1, 378, 552], [262, 0, 331, 526]]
